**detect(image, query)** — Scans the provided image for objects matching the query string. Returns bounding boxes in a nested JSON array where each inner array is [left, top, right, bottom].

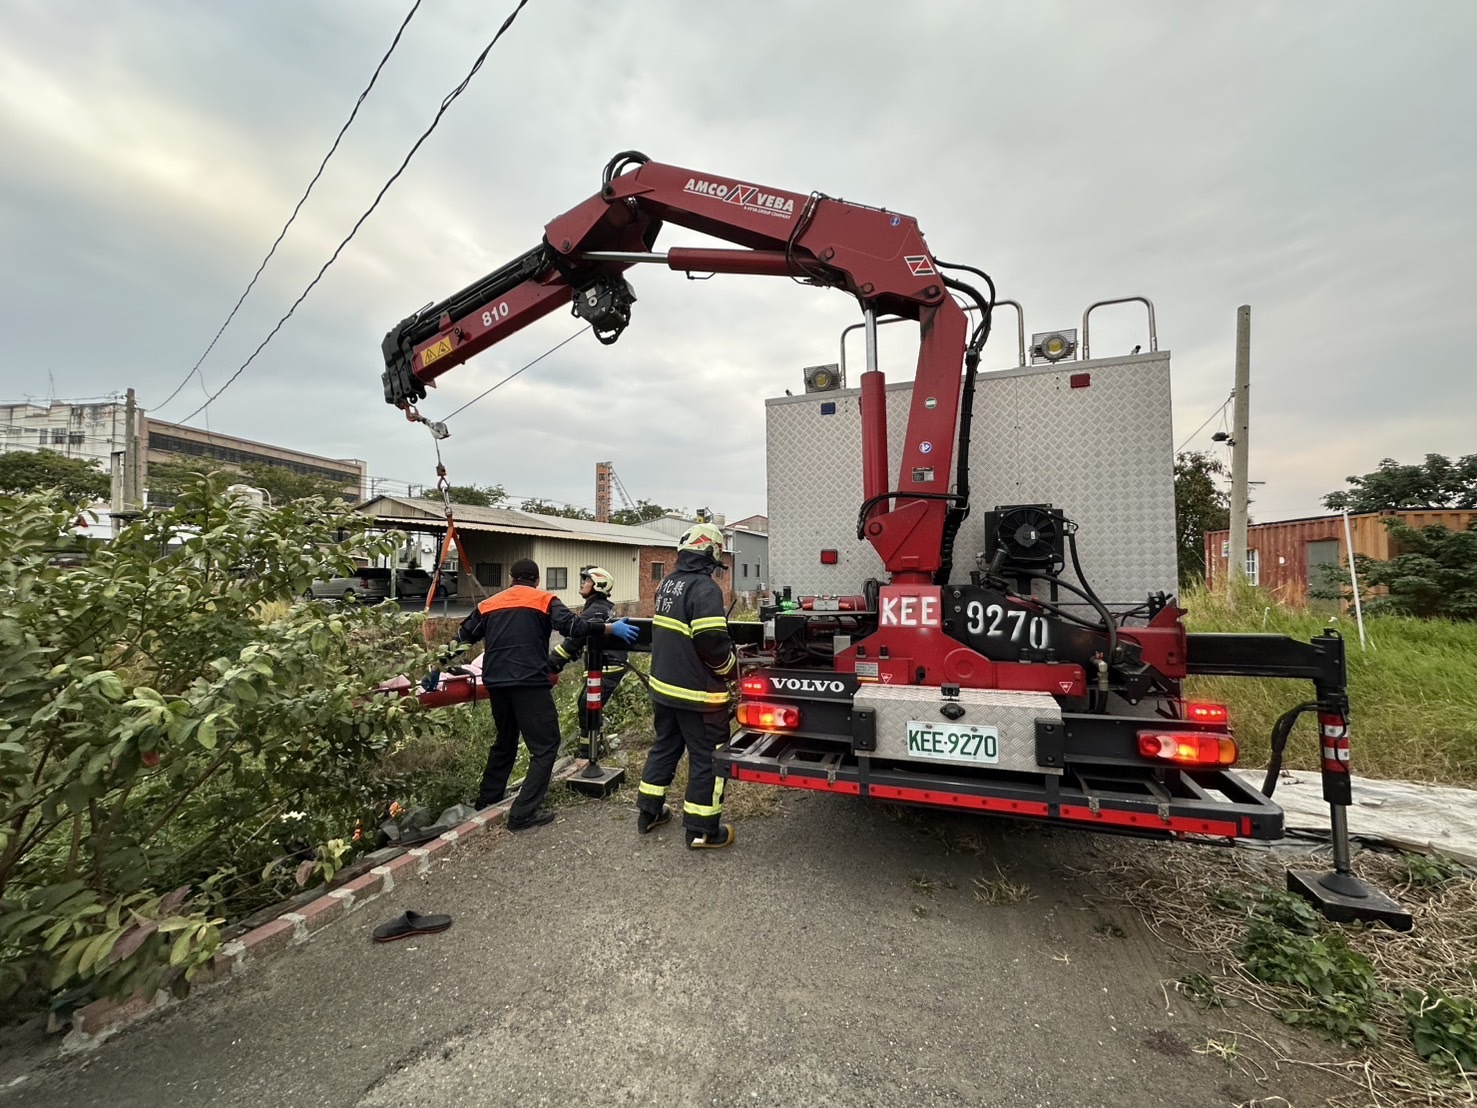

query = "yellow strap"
[[714, 652, 736, 677], [639, 781, 668, 797], [691, 616, 728, 634], [652, 614, 691, 637], [648, 675, 730, 706], [554, 644, 571, 660]]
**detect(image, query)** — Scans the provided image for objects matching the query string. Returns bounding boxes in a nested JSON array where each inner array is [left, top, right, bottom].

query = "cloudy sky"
[[2, 0, 1473, 525]]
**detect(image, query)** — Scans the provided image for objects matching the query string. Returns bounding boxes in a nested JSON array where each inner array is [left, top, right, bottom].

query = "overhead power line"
[[154, 0, 424, 414], [1175, 392, 1233, 454], [177, 0, 533, 425]]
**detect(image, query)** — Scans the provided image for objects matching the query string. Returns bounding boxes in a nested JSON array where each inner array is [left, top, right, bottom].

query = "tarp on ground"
[[1233, 770, 1477, 862]]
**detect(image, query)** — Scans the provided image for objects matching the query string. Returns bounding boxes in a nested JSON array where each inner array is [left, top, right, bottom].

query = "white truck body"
[[765, 350, 1178, 609]]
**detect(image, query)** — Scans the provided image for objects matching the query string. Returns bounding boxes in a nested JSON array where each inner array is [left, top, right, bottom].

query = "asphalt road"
[[1, 791, 1336, 1108]]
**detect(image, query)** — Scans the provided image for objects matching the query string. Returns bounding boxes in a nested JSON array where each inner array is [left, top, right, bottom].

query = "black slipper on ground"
[[371, 910, 453, 943]]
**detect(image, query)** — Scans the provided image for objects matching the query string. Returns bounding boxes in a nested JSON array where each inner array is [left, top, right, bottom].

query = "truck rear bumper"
[[717, 730, 1284, 841]]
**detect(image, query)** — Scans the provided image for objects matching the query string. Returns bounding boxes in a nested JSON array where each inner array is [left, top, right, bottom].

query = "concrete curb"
[[62, 759, 591, 1052]]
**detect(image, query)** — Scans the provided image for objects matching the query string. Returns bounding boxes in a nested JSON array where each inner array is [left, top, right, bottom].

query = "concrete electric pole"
[[123, 387, 140, 510], [1227, 306, 1251, 584]]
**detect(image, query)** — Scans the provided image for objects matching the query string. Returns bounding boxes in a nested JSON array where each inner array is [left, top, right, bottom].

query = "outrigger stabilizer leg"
[[1284, 699, 1413, 931], [1187, 629, 1412, 931], [567, 621, 626, 799]]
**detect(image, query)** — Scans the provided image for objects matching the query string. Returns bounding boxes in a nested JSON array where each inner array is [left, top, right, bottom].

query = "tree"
[[1174, 451, 1230, 585], [147, 456, 352, 507], [610, 499, 668, 526], [423, 483, 507, 508], [0, 449, 110, 502], [0, 475, 442, 1013], [1352, 519, 1477, 620], [141, 454, 206, 507], [520, 498, 594, 521], [1323, 453, 1477, 512], [239, 462, 354, 504]]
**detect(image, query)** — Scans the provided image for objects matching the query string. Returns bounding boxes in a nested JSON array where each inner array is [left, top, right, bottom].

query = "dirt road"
[[1, 789, 1337, 1107]]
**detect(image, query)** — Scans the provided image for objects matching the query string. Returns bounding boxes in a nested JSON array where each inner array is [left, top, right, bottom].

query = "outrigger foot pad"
[[1286, 868, 1414, 932]]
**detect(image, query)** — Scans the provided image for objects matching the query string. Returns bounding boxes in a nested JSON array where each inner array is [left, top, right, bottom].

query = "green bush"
[[1236, 889, 1382, 1046], [0, 478, 443, 1017], [1404, 987, 1477, 1076]]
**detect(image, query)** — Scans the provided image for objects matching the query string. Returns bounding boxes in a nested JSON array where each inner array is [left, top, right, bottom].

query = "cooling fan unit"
[[983, 504, 1066, 573]]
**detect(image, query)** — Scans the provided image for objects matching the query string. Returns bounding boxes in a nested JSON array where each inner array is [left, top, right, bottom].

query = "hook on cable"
[[399, 403, 450, 440]]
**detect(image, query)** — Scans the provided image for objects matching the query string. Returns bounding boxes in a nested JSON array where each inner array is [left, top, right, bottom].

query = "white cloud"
[[1, 0, 1473, 532]]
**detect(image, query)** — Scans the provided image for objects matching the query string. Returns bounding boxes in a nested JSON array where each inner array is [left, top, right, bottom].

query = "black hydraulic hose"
[[935, 260, 998, 349], [602, 150, 650, 188], [1065, 529, 1117, 667], [1260, 702, 1319, 797], [935, 271, 993, 585], [1001, 569, 1119, 690]]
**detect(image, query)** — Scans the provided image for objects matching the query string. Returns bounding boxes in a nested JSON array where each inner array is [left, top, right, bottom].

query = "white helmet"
[[581, 565, 614, 597], [677, 522, 725, 565]]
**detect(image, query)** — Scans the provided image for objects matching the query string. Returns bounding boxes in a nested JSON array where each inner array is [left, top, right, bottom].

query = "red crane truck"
[[381, 151, 1407, 928]]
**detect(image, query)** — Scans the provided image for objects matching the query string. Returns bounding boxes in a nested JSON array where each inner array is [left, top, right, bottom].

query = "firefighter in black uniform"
[[636, 524, 739, 849], [440, 558, 639, 830], [548, 565, 629, 754]]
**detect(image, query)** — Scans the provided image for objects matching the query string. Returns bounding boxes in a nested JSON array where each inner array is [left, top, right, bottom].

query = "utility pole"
[[123, 387, 140, 510], [1228, 306, 1251, 584]]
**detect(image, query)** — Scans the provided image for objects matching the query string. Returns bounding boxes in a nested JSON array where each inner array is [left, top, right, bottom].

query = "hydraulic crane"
[[380, 151, 1409, 929]]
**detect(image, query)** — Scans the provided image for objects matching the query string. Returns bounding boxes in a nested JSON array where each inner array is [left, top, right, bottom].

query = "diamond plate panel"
[[767, 353, 1176, 607], [855, 685, 1062, 775]]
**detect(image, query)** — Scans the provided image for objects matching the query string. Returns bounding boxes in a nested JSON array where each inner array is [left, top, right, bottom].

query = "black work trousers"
[[637, 702, 729, 835], [478, 684, 561, 821]]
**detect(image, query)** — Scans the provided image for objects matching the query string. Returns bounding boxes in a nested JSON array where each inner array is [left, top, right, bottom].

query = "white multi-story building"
[[1, 393, 367, 532]]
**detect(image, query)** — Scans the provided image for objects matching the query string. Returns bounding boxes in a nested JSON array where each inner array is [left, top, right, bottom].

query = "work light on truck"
[[1138, 732, 1238, 767], [736, 702, 801, 730]]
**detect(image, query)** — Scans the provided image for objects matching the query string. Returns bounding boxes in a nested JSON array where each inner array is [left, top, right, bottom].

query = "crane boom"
[[382, 151, 990, 582]]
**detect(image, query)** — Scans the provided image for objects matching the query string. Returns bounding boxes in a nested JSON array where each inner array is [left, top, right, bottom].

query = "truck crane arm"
[[381, 151, 992, 582]]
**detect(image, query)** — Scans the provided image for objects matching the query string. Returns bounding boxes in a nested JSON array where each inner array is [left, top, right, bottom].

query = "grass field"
[[1179, 584, 1477, 787]]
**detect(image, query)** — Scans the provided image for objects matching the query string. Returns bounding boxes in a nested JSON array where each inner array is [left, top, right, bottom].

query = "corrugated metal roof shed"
[[355, 496, 675, 547]]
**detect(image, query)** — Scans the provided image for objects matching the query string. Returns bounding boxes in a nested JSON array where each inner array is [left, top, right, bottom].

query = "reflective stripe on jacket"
[[649, 551, 736, 710]]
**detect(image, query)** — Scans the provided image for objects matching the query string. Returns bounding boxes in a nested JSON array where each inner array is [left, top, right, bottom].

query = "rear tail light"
[[736, 702, 802, 730], [1138, 731, 1238, 767], [740, 675, 770, 697], [1184, 701, 1229, 726]]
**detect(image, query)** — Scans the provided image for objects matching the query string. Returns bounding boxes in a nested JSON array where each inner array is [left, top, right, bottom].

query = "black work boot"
[[637, 805, 671, 835], [506, 808, 556, 832], [685, 824, 735, 850]]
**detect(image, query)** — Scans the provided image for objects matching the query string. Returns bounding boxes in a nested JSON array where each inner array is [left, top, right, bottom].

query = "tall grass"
[[1179, 583, 1477, 785]]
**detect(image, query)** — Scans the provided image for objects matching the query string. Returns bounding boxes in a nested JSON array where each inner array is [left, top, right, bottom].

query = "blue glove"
[[420, 669, 441, 693], [609, 618, 639, 645]]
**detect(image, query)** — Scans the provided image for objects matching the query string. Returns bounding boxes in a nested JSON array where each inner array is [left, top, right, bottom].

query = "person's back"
[[473, 583, 558, 687], [639, 523, 738, 849], [650, 553, 732, 710]]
